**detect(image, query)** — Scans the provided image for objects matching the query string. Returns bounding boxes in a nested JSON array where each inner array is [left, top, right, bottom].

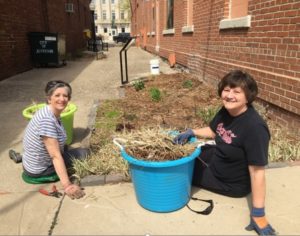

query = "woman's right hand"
[[64, 184, 85, 199], [173, 129, 195, 145]]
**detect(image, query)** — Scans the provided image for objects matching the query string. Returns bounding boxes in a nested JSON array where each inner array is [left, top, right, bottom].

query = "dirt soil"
[[89, 72, 221, 162], [117, 73, 221, 131]]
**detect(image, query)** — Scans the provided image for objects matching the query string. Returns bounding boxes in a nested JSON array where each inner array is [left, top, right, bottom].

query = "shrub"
[[149, 87, 161, 102], [132, 80, 145, 91]]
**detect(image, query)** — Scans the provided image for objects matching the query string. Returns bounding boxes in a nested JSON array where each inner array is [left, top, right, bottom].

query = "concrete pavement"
[[0, 46, 299, 235]]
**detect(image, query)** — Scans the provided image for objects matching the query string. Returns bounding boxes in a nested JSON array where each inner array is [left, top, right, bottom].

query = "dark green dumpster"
[[28, 32, 66, 67]]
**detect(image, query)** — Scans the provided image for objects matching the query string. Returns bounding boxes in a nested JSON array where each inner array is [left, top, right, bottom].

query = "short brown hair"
[[217, 70, 258, 105]]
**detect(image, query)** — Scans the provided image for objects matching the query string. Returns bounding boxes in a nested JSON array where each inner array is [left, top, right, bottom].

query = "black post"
[[90, 10, 97, 52]]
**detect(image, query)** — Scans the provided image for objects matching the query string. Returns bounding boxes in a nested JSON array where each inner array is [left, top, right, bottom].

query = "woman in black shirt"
[[174, 70, 276, 235]]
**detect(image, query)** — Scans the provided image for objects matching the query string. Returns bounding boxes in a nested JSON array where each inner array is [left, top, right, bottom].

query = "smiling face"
[[221, 86, 248, 116], [47, 87, 70, 117]]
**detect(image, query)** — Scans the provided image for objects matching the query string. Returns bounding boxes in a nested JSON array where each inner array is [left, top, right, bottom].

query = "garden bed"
[[73, 73, 300, 179]]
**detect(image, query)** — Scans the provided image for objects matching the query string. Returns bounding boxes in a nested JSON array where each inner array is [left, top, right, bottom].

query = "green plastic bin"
[[22, 103, 77, 145]]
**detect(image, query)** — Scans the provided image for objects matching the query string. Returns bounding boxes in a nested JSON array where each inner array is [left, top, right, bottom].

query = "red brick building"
[[130, 0, 300, 132], [0, 0, 92, 81]]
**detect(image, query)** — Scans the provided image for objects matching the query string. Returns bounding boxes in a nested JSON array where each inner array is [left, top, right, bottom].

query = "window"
[[94, 13, 97, 20], [102, 0, 106, 4], [102, 10, 106, 20], [182, 0, 193, 33], [187, 0, 193, 26], [152, 4, 156, 33], [111, 0, 115, 4], [166, 0, 174, 29], [112, 10, 115, 20], [219, 0, 251, 29], [104, 27, 108, 33], [122, 27, 125, 33], [121, 11, 124, 20], [231, 0, 248, 18], [95, 26, 98, 33]]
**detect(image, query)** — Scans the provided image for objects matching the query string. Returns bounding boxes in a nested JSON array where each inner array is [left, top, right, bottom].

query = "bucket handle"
[[196, 140, 216, 148], [113, 138, 126, 150]]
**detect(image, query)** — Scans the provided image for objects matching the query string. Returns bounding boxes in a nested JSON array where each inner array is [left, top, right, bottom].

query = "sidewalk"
[[0, 46, 299, 235]]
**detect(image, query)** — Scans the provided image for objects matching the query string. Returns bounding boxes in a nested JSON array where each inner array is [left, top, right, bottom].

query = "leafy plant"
[[149, 87, 161, 102], [132, 80, 145, 91], [133, 80, 145, 91], [182, 80, 193, 89], [196, 105, 220, 125]]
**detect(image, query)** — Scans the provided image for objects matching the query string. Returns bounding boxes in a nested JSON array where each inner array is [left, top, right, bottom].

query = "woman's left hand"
[[246, 216, 277, 235]]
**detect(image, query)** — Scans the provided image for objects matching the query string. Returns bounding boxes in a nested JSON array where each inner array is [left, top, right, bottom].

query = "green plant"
[[182, 80, 193, 89], [149, 87, 161, 102], [196, 105, 220, 125], [132, 80, 145, 91], [104, 110, 121, 119]]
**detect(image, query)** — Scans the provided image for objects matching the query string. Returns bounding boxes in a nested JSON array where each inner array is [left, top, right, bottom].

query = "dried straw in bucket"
[[114, 127, 196, 162]]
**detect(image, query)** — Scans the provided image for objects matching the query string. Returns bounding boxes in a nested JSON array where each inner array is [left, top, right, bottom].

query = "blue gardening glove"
[[173, 129, 195, 145], [245, 207, 277, 236]]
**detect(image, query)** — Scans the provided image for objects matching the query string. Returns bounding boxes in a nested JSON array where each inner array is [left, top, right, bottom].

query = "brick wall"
[[131, 0, 300, 132], [0, 0, 92, 81]]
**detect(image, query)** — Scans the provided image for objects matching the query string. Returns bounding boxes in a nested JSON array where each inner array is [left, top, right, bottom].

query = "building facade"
[[0, 0, 92, 81], [130, 0, 300, 132], [93, 0, 131, 41]]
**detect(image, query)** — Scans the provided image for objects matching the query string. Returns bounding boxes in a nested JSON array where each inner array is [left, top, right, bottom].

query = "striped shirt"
[[22, 105, 67, 174]]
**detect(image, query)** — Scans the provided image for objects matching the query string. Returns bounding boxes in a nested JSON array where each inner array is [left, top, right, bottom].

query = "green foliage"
[[132, 80, 145, 91], [104, 110, 121, 119], [182, 80, 193, 89], [149, 87, 161, 102], [196, 105, 220, 125]]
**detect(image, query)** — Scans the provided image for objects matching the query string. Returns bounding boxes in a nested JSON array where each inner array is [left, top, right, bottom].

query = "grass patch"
[[149, 87, 161, 102], [268, 123, 300, 162], [182, 80, 193, 89]]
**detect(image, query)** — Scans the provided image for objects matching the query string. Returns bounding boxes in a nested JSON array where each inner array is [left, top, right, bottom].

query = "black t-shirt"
[[209, 105, 270, 195]]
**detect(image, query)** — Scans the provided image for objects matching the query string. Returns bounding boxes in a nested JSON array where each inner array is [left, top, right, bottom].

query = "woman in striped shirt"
[[22, 80, 87, 199]]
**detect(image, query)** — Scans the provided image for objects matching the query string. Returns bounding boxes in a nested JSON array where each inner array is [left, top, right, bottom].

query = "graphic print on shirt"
[[216, 123, 237, 144]]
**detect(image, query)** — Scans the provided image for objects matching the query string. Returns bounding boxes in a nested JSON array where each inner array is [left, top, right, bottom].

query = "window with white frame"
[[121, 11, 124, 20], [112, 10, 115, 20], [102, 10, 106, 20], [219, 0, 251, 29]]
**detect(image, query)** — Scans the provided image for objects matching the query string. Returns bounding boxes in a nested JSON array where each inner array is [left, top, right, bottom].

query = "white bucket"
[[150, 59, 160, 75]]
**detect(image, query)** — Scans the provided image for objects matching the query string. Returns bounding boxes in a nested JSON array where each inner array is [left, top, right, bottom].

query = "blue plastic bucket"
[[116, 139, 201, 212]]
